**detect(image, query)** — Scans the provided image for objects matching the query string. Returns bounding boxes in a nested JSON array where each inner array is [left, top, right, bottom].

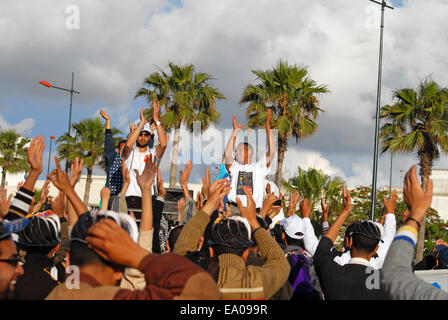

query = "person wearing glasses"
[[0, 223, 24, 300], [121, 101, 167, 229]]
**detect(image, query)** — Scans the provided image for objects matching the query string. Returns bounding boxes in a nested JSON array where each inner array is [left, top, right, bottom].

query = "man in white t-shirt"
[[224, 110, 276, 215], [121, 101, 167, 224]]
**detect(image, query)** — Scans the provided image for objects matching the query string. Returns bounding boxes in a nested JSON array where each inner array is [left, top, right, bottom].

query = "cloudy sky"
[[1, 0, 448, 189]]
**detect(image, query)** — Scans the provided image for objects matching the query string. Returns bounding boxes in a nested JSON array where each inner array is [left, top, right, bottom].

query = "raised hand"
[[383, 189, 397, 214], [180, 160, 192, 197], [129, 121, 137, 134], [300, 198, 313, 219], [403, 165, 433, 224], [236, 186, 259, 230], [201, 167, 211, 200], [260, 191, 281, 218], [100, 109, 110, 121], [177, 197, 185, 222], [69, 157, 84, 188], [86, 218, 149, 269], [341, 185, 352, 215], [0, 188, 12, 218], [196, 192, 204, 211], [140, 108, 147, 124], [153, 99, 160, 122], [134, 154, 159, 191], [288, 190, 300, 217], [201, 178, 232, 216], [47, 157, 72, 193], [49, 192, 67, 219], [27, 135, 46, 174], [232, 115, 243, 132], [38, 180, 51, 204], [321, 198, 329, 221], [157, 168, 166, 199], [100, 187, 111, 202]]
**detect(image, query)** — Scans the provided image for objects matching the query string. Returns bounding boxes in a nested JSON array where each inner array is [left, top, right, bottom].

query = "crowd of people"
[[1, 102, 448, 301]]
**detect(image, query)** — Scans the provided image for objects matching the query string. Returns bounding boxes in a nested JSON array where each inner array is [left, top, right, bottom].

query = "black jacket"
[[14, 253, 65, 300]]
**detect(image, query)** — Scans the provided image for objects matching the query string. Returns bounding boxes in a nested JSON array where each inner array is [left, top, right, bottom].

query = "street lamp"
[[47, 136, 55, 175], [39, 72, 80, 136], [368, 0, 394, 221]]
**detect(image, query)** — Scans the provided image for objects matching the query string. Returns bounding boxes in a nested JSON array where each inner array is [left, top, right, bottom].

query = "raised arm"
[[134, 155, 159, 232], [152, 99, 167, 159], [300, 198, 319, 255], [4, 136, 45, 220], [236, 186, 290, 299], [324, 185, 352, 243], [224, 115, 243, 171], [47, 157, 88, 217], [121, 109, 147, 160], [381, 165, 448, 300], [179, 160, 193, 199], [265, 109, 276, 168]]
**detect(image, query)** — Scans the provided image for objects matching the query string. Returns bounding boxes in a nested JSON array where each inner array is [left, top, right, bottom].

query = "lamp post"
[[39, 72, 80, 171], [39, 72, 80, 136], [46, 136, 55, 175], [368, 0, 394, 221]]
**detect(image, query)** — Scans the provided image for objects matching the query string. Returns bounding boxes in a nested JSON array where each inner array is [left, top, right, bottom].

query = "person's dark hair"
[[19, 244, 55, 257], [69, 241, 105, 267], [271, 223, 285, 247], [211, 244, 246, 257], [344, 223, 355, 250], [117, 139, 127, 149], [350, 220, 382, 254], [167, 225, 184, 252], [284, 232, 305, 248], [210, 217, 254, 256]]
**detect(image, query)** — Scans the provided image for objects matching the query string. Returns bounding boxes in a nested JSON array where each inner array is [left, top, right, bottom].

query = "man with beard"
[[0, 223, 24, 300], [121, 101, 167, 231]]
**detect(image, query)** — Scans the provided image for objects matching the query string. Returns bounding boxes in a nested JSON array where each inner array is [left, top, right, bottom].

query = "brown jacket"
[[174, 210, 290, 300], [45, 253, 221, 300]]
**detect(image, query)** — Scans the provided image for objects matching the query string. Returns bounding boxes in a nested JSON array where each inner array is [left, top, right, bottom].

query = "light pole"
[[368, 0, 394, 221], [39, 72, 80, 171], [46, 136, 55, 175], [39, 72, 80, 136]]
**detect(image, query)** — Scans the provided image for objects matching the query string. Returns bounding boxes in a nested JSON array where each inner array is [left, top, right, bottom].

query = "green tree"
[[0, 129, 30, 189], [344, 185, 448, 255], [135, 62, 226, 188], [241, 59, 329, 187], [379, 77, 448, 262], [56, 118, 121, 206]]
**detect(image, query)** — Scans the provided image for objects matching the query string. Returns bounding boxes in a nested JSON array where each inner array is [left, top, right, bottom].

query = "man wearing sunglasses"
[[0, 224, 24, 300], [121, 101, 167, 230]]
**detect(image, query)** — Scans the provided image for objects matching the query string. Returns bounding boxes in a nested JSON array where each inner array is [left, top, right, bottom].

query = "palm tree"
[[135, 62, 226, 187], [379, 77, 448, 262], [240, 60, 329, 187], [0, 129, 30, 189], [56, 118, 121, 206], [282, 166, 345, 219]]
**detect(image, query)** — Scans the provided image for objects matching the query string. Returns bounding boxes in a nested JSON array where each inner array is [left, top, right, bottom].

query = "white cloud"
[[1, 0, 448, 187], [0, 114, 35, 134]]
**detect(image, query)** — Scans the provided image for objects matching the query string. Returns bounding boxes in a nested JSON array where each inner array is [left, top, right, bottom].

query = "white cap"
[[280, 215, 304, 239], [141, 122, 151, 133]]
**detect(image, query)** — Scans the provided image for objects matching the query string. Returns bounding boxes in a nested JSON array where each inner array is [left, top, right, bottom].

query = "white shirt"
[[303, 213, 397, 269], [227, 155, 271, 208], [123, 145, 158, 197]]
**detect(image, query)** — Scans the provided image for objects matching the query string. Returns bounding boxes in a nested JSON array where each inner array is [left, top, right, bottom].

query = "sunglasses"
[[0, 255, 21, 267], [139, 132, 151, 137]]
